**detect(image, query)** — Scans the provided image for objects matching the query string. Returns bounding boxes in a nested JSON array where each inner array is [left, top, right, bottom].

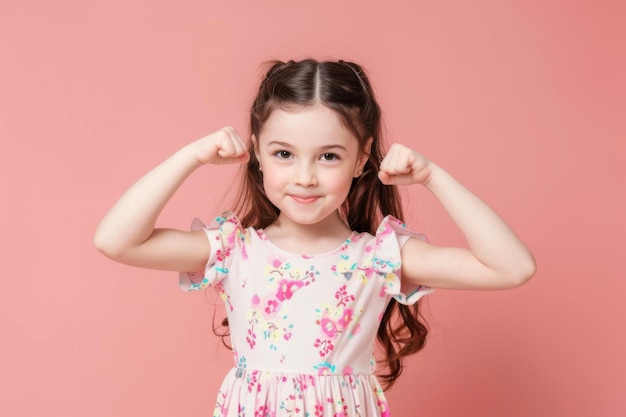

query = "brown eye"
[[274, 151, 292, 159], [321, 153, 339, 161]]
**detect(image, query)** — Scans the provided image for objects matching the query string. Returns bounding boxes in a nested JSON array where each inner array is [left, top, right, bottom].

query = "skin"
[[251, 104, 371, 254], [94, 104, 536, 290]]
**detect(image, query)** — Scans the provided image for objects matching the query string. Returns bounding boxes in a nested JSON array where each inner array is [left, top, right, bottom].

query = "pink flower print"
[[315, 364, 333, 376], [351, 233, 363, 243], [342, 366, 353, 375], [320, 317, 338, 338], [280, 394, 301, 414], [254, 405, 270, 417], [223, 222, 241, 245], [377, 222, 393, 239], [256, 404, 276, 417], [329, 400, 349, 417], [215, 283, 233, 311], [246, 328, 257, 349], [379, 272, 399, 298], [314, 404, 325, 417], [304, 266, 318, 282], [214, 390, 228, 416], [345, 374, 358, 390], [264, 299, 281, 317], [247, 370, 259, 393], [338, 308, 353, 328], [293, 375, 308, 392], [215, 246, 231, 262], [271, 256, 284, 268], [362, 265, 374, 281], [276, 279, 304, 301], [379, 286, 387, 298], [314, 338, 334, 357], [350, 323, 361, 337], [377, 398, 391, 417], [335, 285, 355, 306], [252, 294, 261, 305], [265, 256, 293, 284], [266, 255, 289, 274]]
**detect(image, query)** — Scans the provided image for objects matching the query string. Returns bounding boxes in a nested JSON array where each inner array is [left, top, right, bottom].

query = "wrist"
[[420, 161, 440, 188], [175, 142, 206, 171]]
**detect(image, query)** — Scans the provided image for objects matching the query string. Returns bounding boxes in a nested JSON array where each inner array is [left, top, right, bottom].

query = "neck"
[[264, 211, 352, 253]]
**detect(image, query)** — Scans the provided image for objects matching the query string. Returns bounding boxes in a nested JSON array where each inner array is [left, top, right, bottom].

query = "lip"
[[290, 194, 320, 204]]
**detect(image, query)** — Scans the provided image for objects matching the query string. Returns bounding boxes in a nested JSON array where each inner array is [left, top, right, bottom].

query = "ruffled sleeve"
[[372, 216, 434, 305], [179, 211, 245, 291]]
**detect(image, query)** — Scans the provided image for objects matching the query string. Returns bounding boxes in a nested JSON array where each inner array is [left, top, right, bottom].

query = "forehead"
[[259, 104, 359, 148]]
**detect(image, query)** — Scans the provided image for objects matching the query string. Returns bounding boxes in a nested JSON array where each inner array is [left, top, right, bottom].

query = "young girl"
[[94, 59, 535, 417]]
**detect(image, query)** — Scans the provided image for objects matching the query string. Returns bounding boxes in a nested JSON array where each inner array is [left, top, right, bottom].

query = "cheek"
[[322, 169, 354, 193], [260, 167, 285, 191]]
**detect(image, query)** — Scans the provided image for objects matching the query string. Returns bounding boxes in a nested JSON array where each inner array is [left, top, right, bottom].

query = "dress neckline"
[[255, 229, 358, 258]]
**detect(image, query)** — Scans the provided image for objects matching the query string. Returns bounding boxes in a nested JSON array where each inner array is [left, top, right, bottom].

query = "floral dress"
[[180, 212, 432, 417]]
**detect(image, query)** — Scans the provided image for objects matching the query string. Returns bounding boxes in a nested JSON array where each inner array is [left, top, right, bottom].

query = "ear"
[[251, 134, 261, 160], [354, 137, 373, 177]]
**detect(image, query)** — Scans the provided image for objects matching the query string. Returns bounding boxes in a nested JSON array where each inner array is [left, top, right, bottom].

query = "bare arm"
[[93, 127, 249, 272], [379, 144, 536, 290]]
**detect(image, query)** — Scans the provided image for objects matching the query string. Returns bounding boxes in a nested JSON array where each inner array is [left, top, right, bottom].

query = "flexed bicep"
[[400, 237, 524, 291], [99, 228, 211, 272], [94, 127, 247, 271]]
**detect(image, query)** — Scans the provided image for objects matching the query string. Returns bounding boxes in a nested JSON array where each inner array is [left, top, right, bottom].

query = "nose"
[[294, 161, 317, 187]]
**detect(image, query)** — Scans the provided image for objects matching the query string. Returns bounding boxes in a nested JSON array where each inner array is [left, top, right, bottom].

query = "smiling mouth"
[[290, 195, 320, 204]]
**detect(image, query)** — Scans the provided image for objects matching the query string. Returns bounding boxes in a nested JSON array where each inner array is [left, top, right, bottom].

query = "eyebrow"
[[266, 141, 348, 152]]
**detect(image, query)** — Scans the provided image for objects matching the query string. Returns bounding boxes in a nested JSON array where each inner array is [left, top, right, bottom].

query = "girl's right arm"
[[93, 127, 249, 272]]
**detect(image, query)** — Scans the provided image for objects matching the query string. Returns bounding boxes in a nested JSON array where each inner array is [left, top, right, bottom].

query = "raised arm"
[[93, 127, 249, 272], [379, 144, 536, 290]]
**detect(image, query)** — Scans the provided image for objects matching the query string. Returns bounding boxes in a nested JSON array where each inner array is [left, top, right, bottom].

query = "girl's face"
[[254, 104, 370, 229]]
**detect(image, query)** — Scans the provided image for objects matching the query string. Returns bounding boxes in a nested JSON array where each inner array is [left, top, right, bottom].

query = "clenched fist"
[[378, 144, 434, 186], [192, 126, 250, 166]]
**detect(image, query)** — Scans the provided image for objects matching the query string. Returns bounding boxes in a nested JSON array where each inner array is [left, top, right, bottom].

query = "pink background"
[[1, 1, 624, 416]]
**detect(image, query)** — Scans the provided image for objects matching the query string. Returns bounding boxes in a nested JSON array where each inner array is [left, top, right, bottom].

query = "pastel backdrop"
[[1, 0, 624, 416]]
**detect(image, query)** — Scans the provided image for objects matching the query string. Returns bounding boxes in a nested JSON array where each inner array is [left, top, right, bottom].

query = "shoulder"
[[344, 216, 425, 260], [194, 211, 259, 253], [373, 215, 427, 250], [207, 211, 253, 233]]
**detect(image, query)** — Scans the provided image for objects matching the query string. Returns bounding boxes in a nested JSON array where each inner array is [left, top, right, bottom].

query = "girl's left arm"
[[379, 144, 536, 290]]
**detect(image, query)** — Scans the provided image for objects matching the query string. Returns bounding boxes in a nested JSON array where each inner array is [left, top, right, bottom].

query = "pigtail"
[[377, 299, 429, 388]]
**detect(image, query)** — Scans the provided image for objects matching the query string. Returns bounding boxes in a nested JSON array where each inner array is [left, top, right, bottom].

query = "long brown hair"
[[231, 58, 428, 389]]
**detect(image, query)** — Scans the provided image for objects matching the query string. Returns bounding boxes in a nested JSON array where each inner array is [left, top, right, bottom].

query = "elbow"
[[508, 255, 537, 288], [93, 230, 126, 261], [93, 233, 115, 259]]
